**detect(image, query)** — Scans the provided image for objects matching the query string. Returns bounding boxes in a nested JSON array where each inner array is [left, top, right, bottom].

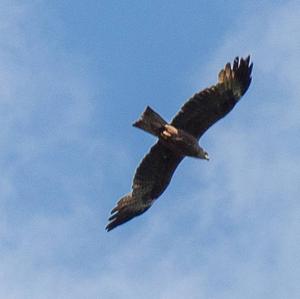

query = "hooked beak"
[[204, 153, 210, 161]]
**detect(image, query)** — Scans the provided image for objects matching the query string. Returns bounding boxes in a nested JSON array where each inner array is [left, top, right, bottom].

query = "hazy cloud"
[[0, 1, 299, 299]]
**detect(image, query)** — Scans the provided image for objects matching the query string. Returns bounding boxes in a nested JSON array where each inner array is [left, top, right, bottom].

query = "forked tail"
[[133, 106, 167, 137]]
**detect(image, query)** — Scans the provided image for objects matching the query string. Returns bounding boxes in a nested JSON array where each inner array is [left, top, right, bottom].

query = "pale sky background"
[[0, 1, 300, 298]]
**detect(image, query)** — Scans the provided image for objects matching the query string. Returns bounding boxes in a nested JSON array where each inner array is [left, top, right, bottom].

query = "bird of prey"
[[106, 56, 253, 231]]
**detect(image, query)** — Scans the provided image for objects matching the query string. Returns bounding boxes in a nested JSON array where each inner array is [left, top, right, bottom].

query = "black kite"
[[106, 56, 253, 231]]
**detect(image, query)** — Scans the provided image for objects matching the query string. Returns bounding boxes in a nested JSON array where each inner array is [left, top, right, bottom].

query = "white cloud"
[[0, 1, 300, 299], [182, 2, 300, 298], [0, 3, 106, 297]]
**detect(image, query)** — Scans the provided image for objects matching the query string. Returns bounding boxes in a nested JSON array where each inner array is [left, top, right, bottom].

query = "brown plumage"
[[106, 56, 253, 232]]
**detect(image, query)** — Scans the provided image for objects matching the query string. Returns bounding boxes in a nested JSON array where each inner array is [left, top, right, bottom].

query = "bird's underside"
[[133, 108, 209, 159], [106, 56, 253, 231]]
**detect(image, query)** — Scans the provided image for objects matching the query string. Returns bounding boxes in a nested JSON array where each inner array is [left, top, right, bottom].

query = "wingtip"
[[220, 55, 253, 98], [249, 61, 253, 74], [105, 223, 114, 232], [241, 55, 252, 69], [106, 193, 152, 232], [106, 210, 120, 231], [234, 55, 251, 67]]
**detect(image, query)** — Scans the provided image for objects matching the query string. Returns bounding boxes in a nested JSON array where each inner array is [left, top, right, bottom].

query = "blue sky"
[[1, 1, 299, 298]]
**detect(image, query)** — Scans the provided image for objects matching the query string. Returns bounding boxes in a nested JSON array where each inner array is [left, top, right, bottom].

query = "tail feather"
[[106, 193, 151, 231], [133, 106, 167, 137]]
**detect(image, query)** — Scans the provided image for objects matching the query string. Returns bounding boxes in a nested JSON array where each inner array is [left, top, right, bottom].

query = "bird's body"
[[106, 56, 253, 231], [160, 126, 206, 158], [133, 107, 209, 159]]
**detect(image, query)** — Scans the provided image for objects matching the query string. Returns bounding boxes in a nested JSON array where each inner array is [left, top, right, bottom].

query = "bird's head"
[[197, 147, 210, 161]]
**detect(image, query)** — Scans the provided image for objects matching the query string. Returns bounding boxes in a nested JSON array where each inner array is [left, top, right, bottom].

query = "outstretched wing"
[[106, 141, 183, 231], [132, 141, 183, 200], [171, 56, 253, 139]]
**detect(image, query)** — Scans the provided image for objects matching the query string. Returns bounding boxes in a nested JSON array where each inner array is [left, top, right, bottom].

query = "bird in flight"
[[106, 56, 253, 231]]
